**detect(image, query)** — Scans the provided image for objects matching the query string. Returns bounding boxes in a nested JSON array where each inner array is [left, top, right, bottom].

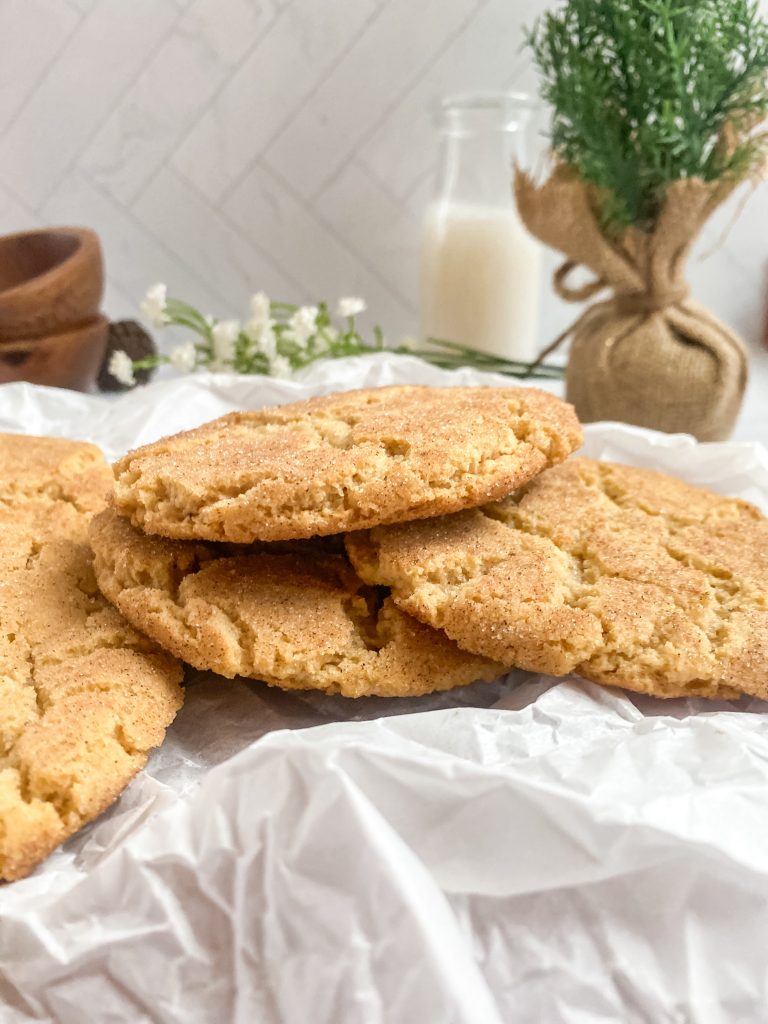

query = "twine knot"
[[552, 260, 689, 313], [613, 285, 689, 316], [528, 260, 690, 374]]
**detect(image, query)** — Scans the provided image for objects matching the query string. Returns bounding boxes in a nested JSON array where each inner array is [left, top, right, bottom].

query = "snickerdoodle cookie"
[[111, 385, 581, 543], [90, 506, 502, 698], [0, 432, 112, 513], [345, 458, 768, 700], [0, 435, 183, 882]]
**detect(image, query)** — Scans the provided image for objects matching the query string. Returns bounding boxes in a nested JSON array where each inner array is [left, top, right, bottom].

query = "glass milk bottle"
[[420, 93, 542, 361]]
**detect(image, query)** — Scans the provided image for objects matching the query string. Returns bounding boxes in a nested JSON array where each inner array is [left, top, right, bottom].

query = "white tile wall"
[[81, 0, 280, 205], [2, 2, 184, 206], [1, 0, 766, 354], [262, 0, 483, 200], [224, 163, 415, 325], [134, 166, 295, 307], [42, 170, 226, 316], [0, 185, 38, 234], [359, 0, 541, 203], [173, 0, 379, 204], [0, 0, 80, 135], [315, 160, 422, 309]]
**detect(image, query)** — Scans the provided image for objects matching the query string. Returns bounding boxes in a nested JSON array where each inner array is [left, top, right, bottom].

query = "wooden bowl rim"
[[0, 226, 102, 302]]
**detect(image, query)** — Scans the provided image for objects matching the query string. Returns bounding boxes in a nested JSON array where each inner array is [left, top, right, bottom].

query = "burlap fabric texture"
[[515, 165, 748, 441]]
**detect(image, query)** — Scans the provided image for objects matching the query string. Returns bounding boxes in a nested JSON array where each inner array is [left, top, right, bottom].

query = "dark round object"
[[98, 320, 158, 392]]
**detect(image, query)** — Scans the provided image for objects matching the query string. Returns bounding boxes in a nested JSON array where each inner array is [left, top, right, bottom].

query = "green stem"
[[421, 337, 564, 376], [126, 293, 566, 386]]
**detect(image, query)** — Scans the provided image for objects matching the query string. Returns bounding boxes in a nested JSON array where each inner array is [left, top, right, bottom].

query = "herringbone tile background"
[[1, 0, 766, 353]]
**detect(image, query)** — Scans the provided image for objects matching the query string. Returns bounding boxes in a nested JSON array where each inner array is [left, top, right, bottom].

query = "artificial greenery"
[[527, 0, 768, 236]]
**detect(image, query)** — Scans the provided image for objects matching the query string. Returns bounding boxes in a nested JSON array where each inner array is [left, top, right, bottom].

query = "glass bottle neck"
[[433, 94, 537, 209], [436, 131, 517, 207]]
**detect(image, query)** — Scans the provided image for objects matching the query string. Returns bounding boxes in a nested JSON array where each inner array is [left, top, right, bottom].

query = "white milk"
[[420, 201, 542, 361]]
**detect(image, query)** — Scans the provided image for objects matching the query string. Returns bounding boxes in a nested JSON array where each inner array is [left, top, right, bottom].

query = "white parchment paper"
[[1, 354, 767, 1024]]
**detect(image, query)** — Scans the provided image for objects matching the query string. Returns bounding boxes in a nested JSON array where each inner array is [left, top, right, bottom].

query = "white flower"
[[245, 290, 275, 348], [140, 283, 169, 327], [244, 314, 275, 341], [243, 312, 278, 362], [337, 296, 366, 318], [270, 354, 293, 378], [108, 349, 136, 387], [257, 324, 277, 361], [249, 291, 271, 326], [313, 326, 338, 354], [211, 319, 240, 369], [287, 305, 318, 348], [169, 341, 196, 373], [244, 319, 261, 342]]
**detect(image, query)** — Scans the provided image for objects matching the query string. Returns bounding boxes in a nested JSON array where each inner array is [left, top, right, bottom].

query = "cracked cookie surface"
[[111, 385, 582, 542], [0, 432, 113, 514], [90, 507, 502, 698], [345, 459, 768, 700], [0, 436, 183, 882]]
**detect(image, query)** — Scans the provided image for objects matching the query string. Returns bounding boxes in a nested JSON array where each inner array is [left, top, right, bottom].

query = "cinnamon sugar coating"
[[0, 435, 183, 882], [111, 385, 582, 543], [346, 459, 768, 700], [90, 507, 502, 698]]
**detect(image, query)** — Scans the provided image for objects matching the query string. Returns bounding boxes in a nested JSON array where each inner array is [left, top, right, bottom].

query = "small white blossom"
[[141, 283, 169, 327], [249, 291, 272, 326], [313, 326, 339, 354], [337, 296, 366, 318], [258, 324, 277, 361], [244, 314, 275, 341], [288, 305, 318, 348], [270, 354, 293, 378], [243, 313, 278, 362], [244, 319, 261, 342], [211, 319, 240, 369], [108, 349, 136, 387], [169, 341, 196, 373], [244, 295, 275, 347]]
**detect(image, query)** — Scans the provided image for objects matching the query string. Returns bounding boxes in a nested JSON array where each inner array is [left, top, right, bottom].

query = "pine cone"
[[98, 320, 157, 392]]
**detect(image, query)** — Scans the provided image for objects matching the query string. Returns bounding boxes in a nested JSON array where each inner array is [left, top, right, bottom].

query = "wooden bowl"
[[0, 227, 104, 340], [0, 316, 108, 391]]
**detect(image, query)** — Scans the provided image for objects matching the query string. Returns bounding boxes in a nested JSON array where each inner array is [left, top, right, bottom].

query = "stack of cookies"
[[89, 385, 581, 698], [90, 383, 768, 703]]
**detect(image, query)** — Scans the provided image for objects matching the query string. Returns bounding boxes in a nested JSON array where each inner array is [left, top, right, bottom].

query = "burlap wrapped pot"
[[515, 166, 748, 441]]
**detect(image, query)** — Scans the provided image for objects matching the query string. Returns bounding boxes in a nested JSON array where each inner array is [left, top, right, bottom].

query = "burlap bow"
[[514, 165, 748, 440]]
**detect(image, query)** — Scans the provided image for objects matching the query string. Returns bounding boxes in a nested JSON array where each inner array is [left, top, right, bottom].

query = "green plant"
[[108, 285, 564, 387], [528, 0, 768, 236]]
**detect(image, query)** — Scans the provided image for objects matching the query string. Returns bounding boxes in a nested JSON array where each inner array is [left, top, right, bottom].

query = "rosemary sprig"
[[527, 0, 768, 236]]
